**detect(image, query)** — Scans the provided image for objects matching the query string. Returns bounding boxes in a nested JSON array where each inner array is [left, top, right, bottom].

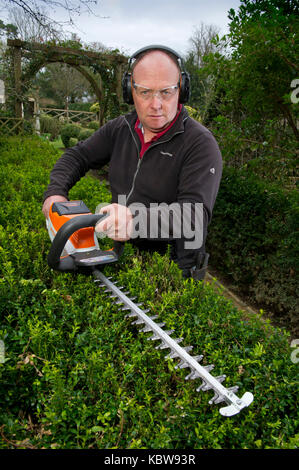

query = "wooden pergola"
[[7, 39, 128, 126]]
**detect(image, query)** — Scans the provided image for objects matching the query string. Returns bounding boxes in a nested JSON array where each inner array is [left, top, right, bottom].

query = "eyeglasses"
[[132, 81, 179, 101]]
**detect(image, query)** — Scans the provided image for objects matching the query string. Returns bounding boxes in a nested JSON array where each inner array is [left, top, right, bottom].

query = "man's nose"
[[150, 93, 163, 108]]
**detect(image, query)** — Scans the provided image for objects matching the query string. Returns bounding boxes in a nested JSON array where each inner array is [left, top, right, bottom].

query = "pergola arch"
[[6, 39, 128, 126], [24, 59, 105, 122]]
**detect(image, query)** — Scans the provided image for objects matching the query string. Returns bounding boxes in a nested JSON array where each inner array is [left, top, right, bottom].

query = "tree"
[[188, 22, 223, 68], [35, 62, 96, 108], [198, 1, 298, 137], [0, 0, 99, 33], [185, 23, 225, 122], [0, 19, 18, 39], [228, 0, 299, 26], [8, 6, 62, 42], [225, 0, 299, 139]]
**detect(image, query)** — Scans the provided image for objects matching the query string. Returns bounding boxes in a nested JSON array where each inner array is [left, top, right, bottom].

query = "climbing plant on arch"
[[4, 39, 128, 126]]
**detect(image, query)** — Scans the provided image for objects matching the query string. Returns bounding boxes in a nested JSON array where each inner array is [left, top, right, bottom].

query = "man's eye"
[[161, 89, 171, 95], [140, 89, 150, 96]]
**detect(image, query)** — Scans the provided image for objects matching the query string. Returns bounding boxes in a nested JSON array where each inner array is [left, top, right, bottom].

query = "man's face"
[[132, 51, 180, 136]]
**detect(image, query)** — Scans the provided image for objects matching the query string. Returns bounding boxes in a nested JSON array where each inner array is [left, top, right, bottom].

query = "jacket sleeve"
[[174, 128, 223, 269], [43, 119, 115, 202]]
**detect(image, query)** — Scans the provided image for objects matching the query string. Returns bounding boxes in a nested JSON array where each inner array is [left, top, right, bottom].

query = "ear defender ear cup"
[[179, 71, 191, 104], [122, 45, 191, 105], [122, 71, 134, 105]]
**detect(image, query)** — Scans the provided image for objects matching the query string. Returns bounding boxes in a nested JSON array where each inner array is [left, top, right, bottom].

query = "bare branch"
[[0, 0, 99, 31], [188, 22, 223, 68]]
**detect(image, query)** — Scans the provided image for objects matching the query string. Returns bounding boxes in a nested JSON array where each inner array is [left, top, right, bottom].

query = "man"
[[42, 45, 222, 279]]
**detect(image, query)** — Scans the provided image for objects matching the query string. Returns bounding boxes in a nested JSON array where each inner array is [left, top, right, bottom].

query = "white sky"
[[48, 0, 242, 56]]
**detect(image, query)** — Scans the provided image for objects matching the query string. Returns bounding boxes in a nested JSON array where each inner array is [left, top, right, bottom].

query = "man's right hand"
[[42, 195, 68, 219]]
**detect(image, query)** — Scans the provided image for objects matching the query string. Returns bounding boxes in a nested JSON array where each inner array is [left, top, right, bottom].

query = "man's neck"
[[143, 128, 160, 143], [141, 105, 182, 143]]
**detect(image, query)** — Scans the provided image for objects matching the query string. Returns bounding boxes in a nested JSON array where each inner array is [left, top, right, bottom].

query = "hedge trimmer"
[[47, 200, 254, 417]]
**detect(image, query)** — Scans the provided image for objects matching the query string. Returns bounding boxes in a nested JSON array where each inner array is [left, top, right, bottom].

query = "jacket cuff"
[[181, 252, 210, 280]]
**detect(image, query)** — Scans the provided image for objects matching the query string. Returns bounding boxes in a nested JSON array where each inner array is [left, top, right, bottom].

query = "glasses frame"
[[132, 81, 180, 101]]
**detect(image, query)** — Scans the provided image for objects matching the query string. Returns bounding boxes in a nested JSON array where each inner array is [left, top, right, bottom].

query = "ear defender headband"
[[122, 44, 190, 105]]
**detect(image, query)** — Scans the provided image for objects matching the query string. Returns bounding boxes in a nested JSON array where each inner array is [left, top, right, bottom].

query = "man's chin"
[[146, 118, 169, 133]]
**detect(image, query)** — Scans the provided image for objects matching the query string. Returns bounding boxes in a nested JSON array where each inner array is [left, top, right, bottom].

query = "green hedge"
[[39, 115, 62, 141], [0, 136, 298, 449], [60, 123, 81, 148], [207, 166, 298, 333], [60, 124, 95, 148], [78, 127, 95, 141], [87, 120, 100, 130]]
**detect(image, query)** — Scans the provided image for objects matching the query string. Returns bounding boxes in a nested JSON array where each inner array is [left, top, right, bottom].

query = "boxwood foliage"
[[0, 136, 298, 449], [60, 123, 81, 148], [207, 167, 299, 334]]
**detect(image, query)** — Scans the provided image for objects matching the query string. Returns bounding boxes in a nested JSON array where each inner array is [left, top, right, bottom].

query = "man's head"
[[131, 49, 181, 136]]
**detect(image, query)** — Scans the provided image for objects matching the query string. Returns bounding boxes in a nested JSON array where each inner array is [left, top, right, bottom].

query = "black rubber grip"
[[47, 214, 105, 271]]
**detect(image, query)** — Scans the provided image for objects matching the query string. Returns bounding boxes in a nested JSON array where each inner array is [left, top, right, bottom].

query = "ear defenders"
[[122, 44, 190, 105]]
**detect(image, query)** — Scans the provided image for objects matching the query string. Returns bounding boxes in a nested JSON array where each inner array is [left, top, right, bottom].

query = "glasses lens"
[[135, 86, 151, 99], [160, 87, 178, 100], [134, 84, 178, 101]]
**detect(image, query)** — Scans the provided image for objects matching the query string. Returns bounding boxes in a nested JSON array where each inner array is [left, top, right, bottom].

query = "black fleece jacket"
[[43, 106, 222, 269]]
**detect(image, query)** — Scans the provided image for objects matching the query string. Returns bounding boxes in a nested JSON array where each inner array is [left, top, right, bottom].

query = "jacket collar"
[[124, 105, 189, 140]]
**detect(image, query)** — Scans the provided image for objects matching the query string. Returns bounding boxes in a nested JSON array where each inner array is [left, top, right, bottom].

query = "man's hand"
[[95, 203, 133, 242], [42, 195, 68, 219]]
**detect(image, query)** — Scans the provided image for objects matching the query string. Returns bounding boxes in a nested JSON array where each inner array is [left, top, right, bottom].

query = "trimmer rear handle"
[[47, 214, 104, 271]]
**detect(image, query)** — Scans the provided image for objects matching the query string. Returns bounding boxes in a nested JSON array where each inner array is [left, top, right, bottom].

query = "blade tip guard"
[[219, 392, 254, 417]]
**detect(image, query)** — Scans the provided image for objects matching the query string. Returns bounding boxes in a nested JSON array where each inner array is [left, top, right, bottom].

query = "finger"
[[95, 216, 109, 232], [95, 221, 109, 234], [99, 204, 114, 215], [42, 202, 50, 219]]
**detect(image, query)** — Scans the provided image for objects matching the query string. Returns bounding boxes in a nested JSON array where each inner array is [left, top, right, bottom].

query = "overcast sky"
[[53, 0, 242, 57]]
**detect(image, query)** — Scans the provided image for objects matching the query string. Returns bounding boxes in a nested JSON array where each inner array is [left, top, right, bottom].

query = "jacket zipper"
[[124, 118, 142, 204], [124, 116, 187, 205]]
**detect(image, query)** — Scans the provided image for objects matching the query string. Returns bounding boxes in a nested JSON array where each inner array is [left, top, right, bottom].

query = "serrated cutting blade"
[[92, 269, 254, 417]]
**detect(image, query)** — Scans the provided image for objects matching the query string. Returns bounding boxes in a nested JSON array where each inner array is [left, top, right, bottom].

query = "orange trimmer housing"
[[47, 200, 119, 272], [48, 200, 98, 253]]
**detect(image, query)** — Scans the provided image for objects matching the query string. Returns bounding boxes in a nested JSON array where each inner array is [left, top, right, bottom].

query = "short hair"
[[131, 49, 181, 77]]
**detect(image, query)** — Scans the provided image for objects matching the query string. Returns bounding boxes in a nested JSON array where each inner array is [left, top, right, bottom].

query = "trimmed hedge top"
[[0, 136, 298, 449]]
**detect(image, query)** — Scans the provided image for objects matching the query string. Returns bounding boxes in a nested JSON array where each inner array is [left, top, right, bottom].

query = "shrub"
[[90, 102, 100, 113], [78, 127, 94, 141], [69, 137, 78, 147], [0, 109, 14, 118], [69, 102, 92, 112], [0, 136, 297, 450], [60, 123, 81, 148], [23, 120, 34, 135], [185, 105, 202, 122], [39, 115, 61, 141], [210, 115, 298, 187], [207, 166, 299, 333], [87, 120, 100, 130]]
